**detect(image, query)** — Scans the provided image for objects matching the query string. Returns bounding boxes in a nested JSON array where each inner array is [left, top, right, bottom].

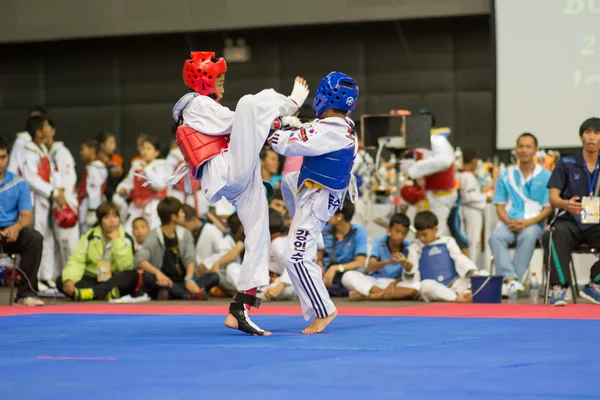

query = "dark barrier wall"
[[0, 16, 493, 172], [0, 0, 490, 43]]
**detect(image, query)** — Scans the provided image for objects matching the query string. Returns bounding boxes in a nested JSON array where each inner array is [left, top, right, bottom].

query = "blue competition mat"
[[0, 314, 597, 400]]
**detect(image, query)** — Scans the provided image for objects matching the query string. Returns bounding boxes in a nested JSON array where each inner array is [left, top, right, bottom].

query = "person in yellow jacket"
[[57, 202, 138, 301]]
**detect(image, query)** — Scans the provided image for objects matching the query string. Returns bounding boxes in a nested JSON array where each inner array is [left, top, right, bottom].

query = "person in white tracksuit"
[[77, 139, 108, 233], [8, 107, 46, 176], [18, 116, 59, 286], [47, 123, 80, 270], [269, 71, 360, 334], [457, 148, 487, 261], [172, 51, 308, 335]]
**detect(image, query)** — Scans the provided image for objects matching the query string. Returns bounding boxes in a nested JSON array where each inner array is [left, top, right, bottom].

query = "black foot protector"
[[228, 292, 265, 336]]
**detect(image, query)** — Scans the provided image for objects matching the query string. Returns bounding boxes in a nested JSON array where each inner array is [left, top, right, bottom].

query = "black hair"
[[389, 213, 410, 229], [579, 117, 600, 136], [132, 217, 149, 227], [28, 106, 46, 117], [227, 212, 243, 237], [81, 139, 99, 153], [157, 196, 183, 225], [260, 146, 276, 160], [97, 131, 116, 144], [414, 211, 438, 231], [0, 136, 12, 154], [181, 204, 198, 222], [96, 202, 121, 224], [462, 148, 480, 164], [25, 115, 48, 138], [269, 208, 285, 235], [517, 132, 538, 147], [334, 197, 355, 222], [141, 134, 160, 152]]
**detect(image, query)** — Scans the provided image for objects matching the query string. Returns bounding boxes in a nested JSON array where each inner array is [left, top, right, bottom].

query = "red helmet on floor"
[[52, 204, 78, 229], [183, 51, 227, 96], [400, 183, 426, 205]]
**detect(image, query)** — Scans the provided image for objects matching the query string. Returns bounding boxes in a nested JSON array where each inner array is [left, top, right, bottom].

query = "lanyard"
[[585, 159, 600, 196]]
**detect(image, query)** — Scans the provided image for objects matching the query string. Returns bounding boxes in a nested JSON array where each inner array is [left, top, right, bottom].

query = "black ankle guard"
[[228, 302, 265, 336], [234, 291, 262, 309]]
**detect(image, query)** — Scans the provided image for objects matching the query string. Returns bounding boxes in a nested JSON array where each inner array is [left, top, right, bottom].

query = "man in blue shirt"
[[489, 133, 553, 296], [341, 213, 419, 300], [0, 136, 44, 305], [544, 118, 600, 306]]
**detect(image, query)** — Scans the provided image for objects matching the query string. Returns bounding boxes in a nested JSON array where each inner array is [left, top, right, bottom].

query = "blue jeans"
[[488, 223, 543, 281]]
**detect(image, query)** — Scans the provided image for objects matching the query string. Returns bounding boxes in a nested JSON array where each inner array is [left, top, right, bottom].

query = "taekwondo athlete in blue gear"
[[269, 71, 359, 334]]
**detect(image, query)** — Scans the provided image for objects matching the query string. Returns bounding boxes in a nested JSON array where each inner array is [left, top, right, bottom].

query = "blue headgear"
[[312, 72, 359, 118]]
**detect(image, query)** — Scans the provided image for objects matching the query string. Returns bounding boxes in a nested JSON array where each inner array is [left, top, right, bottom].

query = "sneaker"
[[105, 287, 120, 301], [549, 285, 567, 307], [73, 288, 94, 301], [580, 282, 600, 304], [157, 288, 170, 301], [16, 297, 44, 306]]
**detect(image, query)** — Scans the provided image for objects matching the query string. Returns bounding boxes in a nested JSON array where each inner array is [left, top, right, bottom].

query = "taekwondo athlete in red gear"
[[172, 51, 309, 335], [270, 71, 359, 334], [400, 127, 457, 236]]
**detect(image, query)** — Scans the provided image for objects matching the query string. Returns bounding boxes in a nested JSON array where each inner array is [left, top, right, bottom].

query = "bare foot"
[[302, 312, 337, 334], [348, 291, 367, 301], [224, 313, 272, 336], [456, 291, 473, 303]]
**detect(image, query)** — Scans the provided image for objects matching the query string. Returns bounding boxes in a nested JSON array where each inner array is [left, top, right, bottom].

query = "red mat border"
[[1, 303, 600, 320]]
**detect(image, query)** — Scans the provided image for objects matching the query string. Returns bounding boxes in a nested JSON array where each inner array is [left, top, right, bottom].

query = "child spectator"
[[404, 211, 482, 303], [210, 212, 245, 294], [135, 197, 218, 300], [342, 213, 419, 301], [458, 148, 487, 261], [57, 202, 138, 301], [117, 135, 172, 232], [78, 139, 108, 232], [132, 217, 150, 252], [97, 131, 124, 200], [321, 198, 368, 296], [257, 209, 296, 301]]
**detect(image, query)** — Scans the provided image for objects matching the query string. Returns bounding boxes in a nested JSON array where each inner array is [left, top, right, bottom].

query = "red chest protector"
[[131, 172, 167, 207], [176, 124, 230, 178], [414, 150, 456, 192], [38, 157, 51, 183]]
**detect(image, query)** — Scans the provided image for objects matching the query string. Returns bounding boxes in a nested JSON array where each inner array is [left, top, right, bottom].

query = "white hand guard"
[[281, 116, 303, 129], [288, 80, 310, 109]]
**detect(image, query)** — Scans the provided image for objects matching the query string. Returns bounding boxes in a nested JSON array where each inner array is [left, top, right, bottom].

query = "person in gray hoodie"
[[135, 196, 218, 300]]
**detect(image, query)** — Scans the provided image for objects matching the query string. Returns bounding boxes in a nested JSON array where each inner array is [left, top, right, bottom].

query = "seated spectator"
[[342, 213, 418, 301], [261, 147, 282, 190], [57, 202, 138, 301], [0, 136, 44, 306], [257, 210, 296, 301], [321, 198, 368, 297], [132, 217, 150, 252], [488, 133, 552, 295], [405, 211, 483, 303], [180, 204, 229, 269], [544, 117, 600, 306], [270, 189, 292, 230], [135, 197, 218, 300]]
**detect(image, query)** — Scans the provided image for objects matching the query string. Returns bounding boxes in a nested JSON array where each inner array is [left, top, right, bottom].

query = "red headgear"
[[400, 183, 426, 205], [183, 51, 227, 96], [52, 204, 78, 229]]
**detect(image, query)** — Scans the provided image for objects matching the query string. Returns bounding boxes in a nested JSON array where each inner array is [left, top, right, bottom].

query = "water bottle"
[[529, 272, 539, 304], [508, 284, 518, 304]]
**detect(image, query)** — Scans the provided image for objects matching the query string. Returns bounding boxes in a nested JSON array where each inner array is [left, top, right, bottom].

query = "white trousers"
[[418, 191, 457, 236], [419, 270, 487, 302], [341, 270, 421, 297], [34, 197, 55, 282], [205, 89, 298, 291], [53, 224, 79, 273], [227, 262, 296, 300], [125, 199, 162, 234], [461, 206, 483, 261]]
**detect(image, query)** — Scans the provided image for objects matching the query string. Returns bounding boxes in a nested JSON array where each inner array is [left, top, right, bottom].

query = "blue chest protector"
[[419, 243, 459, 286], [299, 146, 355, 191]]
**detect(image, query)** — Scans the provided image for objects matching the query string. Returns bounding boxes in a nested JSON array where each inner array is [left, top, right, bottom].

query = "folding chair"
[[542, 244, 595, 304]]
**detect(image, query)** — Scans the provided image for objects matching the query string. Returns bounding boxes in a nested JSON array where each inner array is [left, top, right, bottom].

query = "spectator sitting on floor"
[[256, 209, 296, 302], [132, 217, 150, 252], [57, 202, 138, 301], [270, 189, 292, 230], [0, 136, 44, 306], [321, 198, 368, 297], [404, 211, 484, 303], [342, 213, 419, 301], [544, 117, 600, 306], [488, 133, 552, 296], [136, 197, 218, 300]]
